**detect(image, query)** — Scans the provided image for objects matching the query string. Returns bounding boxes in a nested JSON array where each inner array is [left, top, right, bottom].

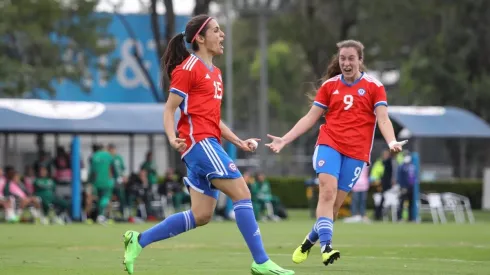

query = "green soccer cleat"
[[321, 245, 340, 266], [251, 259, 295, 275], [292, 237, 314, 264], [123, 230, 143, 274]]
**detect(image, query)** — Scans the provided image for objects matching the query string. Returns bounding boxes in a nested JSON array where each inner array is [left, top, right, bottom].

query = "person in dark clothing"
[[126, 169, 154, 220], [397, 154, 416, 221], [53, 146, 72, 185], [159, 169, 190, 212], [374, 150, 394, 220], [33, 151, 52, 178]]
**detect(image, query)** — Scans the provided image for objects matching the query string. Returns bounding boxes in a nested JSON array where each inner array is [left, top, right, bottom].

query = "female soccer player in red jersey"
[[122, 15, 294, 275], [266, 40, 407, 267]]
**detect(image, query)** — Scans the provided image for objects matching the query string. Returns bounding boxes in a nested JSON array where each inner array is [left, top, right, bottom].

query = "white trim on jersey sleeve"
[[169, 87, 187, 98], [313, 101, 328, 110], [374, 101, 388, 108]]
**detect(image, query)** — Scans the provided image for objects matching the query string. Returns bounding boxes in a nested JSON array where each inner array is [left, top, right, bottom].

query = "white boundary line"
[[228, 252, 489, 264]]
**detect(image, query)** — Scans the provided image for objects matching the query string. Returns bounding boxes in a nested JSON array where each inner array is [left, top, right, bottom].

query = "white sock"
[[30, 208, 40, 218], [6, 208, 15, 220]]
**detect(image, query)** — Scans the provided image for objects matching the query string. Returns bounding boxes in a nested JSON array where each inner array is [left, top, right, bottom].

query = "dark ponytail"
[[162, 33, 190, 81]]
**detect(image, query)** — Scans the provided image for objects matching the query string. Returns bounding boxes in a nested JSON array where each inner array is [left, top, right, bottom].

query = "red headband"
[[191, 17, 213, 43]]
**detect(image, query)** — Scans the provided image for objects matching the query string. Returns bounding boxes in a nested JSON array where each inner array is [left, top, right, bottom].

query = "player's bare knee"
[[319, 190, 336, 204], [230, 184, 251, 202], [318, 175, 338, 202], [191, 209, 213, 226]]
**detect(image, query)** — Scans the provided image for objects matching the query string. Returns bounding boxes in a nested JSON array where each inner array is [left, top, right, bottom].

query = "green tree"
[[398, 1, 490, 119], [397, 0, 490, 177], [269, 0, 361, 80], [0, 0, 117, 98], [249, 41, 311, 134], [355, 0, 490, 176]]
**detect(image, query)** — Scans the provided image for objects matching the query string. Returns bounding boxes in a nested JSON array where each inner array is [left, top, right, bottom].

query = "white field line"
[[228, 252, 489, 264]]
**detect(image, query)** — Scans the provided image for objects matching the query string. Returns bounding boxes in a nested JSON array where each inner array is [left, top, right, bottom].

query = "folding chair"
[[419, 193, 447, 224], [382, 191, 400, 222], [442, 192, 475, 224], [441, 193, 465, 223]]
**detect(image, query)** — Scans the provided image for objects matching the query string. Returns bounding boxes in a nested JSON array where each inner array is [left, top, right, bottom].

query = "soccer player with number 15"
[[122, 15, 294, 275], [266, 40, 407, 267]]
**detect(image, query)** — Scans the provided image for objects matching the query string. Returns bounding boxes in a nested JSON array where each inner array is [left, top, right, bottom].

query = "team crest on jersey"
[[318, 160, 325, 167], [229, 162, 237, 172], [358, 88, 366, 96]]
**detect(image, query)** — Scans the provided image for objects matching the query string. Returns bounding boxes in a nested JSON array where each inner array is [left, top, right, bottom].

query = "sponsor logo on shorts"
[[318, 160, 325, 167], [229, 162, 237, 171]]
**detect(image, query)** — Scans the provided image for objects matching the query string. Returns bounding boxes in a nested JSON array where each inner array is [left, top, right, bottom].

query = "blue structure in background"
[[411, 152, 420, 222], [37, 14, 189, 103], [0, 99, 178, 134], [71, 136, 81, 220], [388, 106, 490, 138]]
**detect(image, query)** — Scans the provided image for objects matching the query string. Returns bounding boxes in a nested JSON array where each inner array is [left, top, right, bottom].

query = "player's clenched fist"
[[170, 138, 187, 152], [239, 138, 260, 152]]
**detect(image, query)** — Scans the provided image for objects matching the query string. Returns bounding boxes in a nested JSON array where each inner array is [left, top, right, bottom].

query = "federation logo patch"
[[318, 160, 325, 167], [229, 162, 237, 171], [358, 88, 366, 96]]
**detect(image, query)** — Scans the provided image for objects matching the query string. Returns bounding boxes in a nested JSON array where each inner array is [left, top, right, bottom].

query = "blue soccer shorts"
[[312, 145, 366, 192], [182, 137, 242, 200]]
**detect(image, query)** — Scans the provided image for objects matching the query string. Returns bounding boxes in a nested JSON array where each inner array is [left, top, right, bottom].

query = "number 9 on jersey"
[[344, 95, 353, 110]]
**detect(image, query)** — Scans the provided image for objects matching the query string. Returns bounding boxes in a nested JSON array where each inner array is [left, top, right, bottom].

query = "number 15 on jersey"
[[213, 81, 223, 100]]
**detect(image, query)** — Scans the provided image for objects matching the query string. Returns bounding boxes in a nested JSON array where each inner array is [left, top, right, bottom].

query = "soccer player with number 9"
[[266, 40, 407, 267]]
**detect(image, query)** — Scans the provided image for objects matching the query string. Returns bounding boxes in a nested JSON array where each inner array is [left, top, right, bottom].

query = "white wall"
[[483, 168, 490, 210]]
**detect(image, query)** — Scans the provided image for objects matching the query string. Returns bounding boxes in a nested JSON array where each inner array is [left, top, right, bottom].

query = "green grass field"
[[1, 210, 490, 275]]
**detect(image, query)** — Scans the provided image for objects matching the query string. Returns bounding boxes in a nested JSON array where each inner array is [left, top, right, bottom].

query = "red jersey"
[[169, 54, 224, 157], [313, 73, 387, 163]]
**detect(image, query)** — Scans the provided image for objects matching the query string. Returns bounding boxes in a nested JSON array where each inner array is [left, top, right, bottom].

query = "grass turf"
[[1, 210, 489, 275]]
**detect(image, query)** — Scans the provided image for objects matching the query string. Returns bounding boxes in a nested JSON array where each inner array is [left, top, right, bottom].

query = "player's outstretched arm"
[[266, 105, 324, 153], [375, 105, 407, 153], [164, 93, 187, 152], [219, 120, 258, 152]]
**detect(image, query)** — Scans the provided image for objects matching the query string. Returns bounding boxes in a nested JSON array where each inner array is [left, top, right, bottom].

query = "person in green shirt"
[[89, 145, 115, 223], [34, 166, 69, 223], [140, 151, 157, 187], [255, 172, 281, 221], [108, 143, 128, 219]]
